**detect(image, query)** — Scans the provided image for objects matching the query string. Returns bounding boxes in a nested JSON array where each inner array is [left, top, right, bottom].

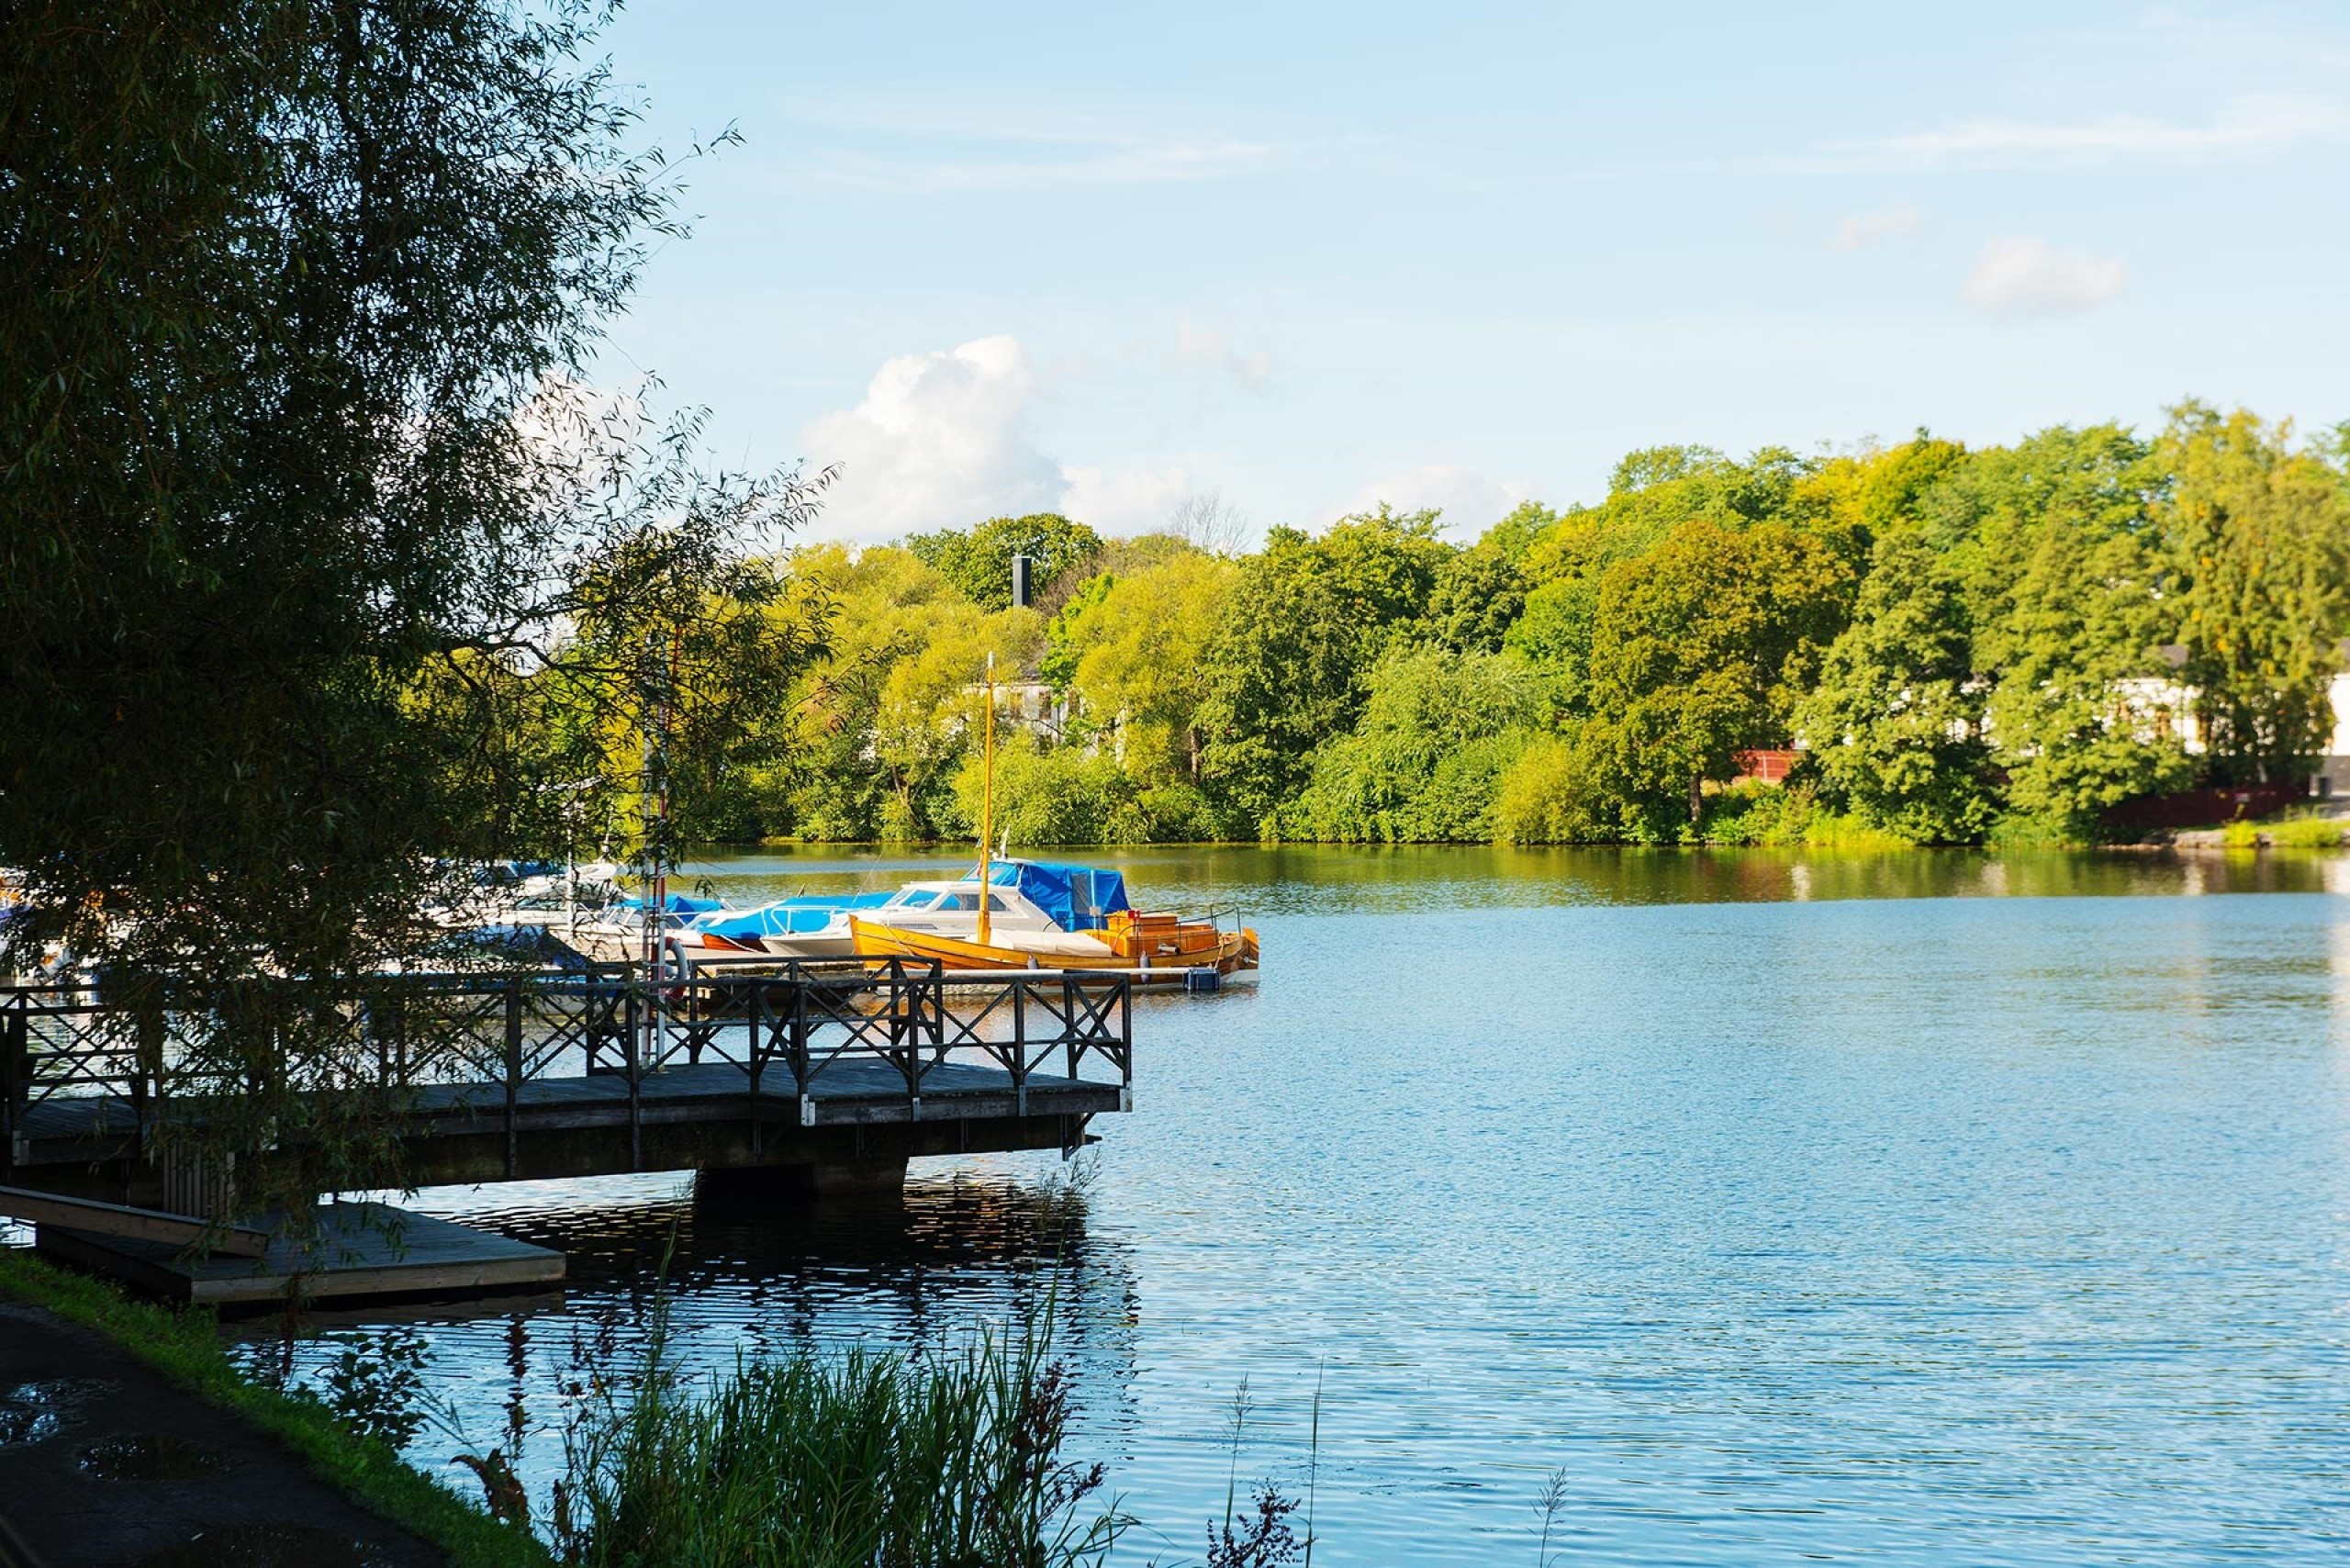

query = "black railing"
[[0, 961, 1131, 1174]]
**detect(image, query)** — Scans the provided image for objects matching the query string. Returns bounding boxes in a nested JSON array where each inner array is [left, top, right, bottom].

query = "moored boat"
[[847, 859, 1258, 979]]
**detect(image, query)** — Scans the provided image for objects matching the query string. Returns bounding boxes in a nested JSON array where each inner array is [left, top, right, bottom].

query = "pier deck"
[[2, 962, 1133, 1208]]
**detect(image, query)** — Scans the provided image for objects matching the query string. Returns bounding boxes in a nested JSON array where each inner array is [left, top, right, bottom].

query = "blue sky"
[[586, 2, 2350, 544]]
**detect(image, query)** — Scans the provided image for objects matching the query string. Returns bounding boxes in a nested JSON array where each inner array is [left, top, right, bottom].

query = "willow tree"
[[0, 1, 822, 1204]]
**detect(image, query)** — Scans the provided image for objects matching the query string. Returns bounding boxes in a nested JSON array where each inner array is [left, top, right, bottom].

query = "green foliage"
[[1799, 532, 1998, 843], [1427, 542, 1528, 654], [1949, 424, 2195, 835], [1494, 734, 1607, 844], [1195, 512, 1454, 834], [2159, 402, 2350, 785], [1286, 648, 1534, 841], [908, 513, 1103, 610], [0, 0, 829, 1205], [739, 411, 2350, 853], [1583, 519, 1856, 838], [554, 1295, 1122, 1568]]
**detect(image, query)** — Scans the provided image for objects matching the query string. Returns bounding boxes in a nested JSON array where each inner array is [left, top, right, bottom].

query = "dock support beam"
[[695, 1158, 908, 1204]]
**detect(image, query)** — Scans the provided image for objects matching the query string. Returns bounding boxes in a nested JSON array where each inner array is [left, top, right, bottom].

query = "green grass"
[[0, 1249, 548, 1568], [554, 1294, 1125, 1568]]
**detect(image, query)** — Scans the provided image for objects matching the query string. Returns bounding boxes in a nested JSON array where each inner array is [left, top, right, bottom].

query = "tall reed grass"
[[550, 1294, 1124, 1568]]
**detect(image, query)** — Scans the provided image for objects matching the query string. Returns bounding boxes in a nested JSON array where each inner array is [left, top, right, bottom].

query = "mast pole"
[[978, 653, 995, 946]]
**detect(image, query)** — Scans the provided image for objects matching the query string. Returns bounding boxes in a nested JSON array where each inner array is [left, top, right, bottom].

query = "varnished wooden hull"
[[849, 917, 1256, 977]]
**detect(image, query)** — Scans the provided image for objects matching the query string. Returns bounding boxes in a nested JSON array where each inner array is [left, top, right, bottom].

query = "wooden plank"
[[0, 1184, 268, 1258]]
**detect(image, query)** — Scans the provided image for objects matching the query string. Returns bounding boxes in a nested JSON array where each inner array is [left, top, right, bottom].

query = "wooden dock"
[[0, 962, 1134, 1299], [33, 1201, 564, 1305]]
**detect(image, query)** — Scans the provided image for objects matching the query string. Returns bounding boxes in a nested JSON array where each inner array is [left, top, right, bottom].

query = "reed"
[[551, 1294, 1124, 1568]]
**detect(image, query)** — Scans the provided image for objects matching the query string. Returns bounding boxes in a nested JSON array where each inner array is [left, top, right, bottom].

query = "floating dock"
[[31, 1200, 563, 1306]]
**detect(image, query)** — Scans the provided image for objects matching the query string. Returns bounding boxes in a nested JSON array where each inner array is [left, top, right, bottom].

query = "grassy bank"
[[0, 1249, 547, 1568]]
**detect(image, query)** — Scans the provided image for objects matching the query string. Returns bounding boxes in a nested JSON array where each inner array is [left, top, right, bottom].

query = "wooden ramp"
[[33, 1200, 563, 1307]]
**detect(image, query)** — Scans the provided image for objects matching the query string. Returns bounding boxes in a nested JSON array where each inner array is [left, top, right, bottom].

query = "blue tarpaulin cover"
[[958, 860, 1130, 931]]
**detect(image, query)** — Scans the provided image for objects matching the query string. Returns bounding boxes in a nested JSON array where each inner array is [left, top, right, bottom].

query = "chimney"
[[1011, 553, 1034, 609]]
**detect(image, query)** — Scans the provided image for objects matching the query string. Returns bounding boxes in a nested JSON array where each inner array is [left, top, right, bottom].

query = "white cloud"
[[1060, 463, 1195, 535], [1817, 94, 2346, 171], [1326, 465, 1530, 536], [1961, 236, 2130, 318], [1830, 206, 1921, 251], [801, 337, 1062, 540], [1172, 319, 1273, 389], [801, 335, 1205, 540]]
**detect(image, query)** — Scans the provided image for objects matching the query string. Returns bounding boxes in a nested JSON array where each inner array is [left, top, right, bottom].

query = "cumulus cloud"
[[800, 337, 1063, 540], [1172, 319, 1273, 389], [1961, 237, 2130, 318], [801, 335, 1203, 540], [1326, 464, 1530, 536], [1830, 206, 1921, 251]]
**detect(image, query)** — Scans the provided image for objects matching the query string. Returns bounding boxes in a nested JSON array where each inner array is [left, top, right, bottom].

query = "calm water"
[[264, 848, 2350, 1563]]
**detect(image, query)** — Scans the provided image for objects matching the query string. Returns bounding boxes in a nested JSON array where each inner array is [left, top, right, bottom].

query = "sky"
[[583, 1, 2350, 546]]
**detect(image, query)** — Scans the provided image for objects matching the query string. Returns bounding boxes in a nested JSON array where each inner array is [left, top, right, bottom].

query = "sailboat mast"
[[978, 652, 995, 946]]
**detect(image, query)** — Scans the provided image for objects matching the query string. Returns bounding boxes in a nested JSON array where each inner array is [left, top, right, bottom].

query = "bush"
[[1494, 734, 1606, 843]]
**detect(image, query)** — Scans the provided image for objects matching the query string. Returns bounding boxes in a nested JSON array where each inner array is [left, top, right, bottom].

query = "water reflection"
[[245, 1160, 1139, 1516], [681, 842, 2349, 919]]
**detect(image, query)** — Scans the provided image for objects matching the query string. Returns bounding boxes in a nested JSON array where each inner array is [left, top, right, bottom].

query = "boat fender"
[[657, 935, 692, 1002]]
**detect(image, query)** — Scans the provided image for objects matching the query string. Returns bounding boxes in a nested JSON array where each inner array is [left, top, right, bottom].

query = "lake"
[[268, 846, 2350, 1563]]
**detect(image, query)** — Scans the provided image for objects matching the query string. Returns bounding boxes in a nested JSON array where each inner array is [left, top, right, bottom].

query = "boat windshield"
[[934, 891, 1009, 913], [887, 890, 942, 911]]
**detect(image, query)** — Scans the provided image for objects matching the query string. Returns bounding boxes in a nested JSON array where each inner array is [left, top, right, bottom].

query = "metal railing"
[[0, 961, 1131, 1175]]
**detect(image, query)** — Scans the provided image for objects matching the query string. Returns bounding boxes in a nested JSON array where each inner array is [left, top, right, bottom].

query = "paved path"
[[0, 1301, 442, 1567]]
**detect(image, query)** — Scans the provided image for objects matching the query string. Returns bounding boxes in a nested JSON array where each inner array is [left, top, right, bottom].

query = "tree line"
[[688, 410, 2350, 849]]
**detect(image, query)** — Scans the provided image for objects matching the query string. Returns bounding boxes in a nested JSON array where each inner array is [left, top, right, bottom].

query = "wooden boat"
[[849, 905, 1257, 976]]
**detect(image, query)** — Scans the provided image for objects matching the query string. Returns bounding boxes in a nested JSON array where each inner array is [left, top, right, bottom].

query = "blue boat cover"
[[696, 891, 894, 938], [958, 860, 1130, 932]]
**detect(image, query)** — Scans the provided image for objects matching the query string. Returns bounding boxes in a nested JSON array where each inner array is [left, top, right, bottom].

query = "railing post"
[[504, 977, 523, 1179], [746, 978, 765, 1157], [1119, 976, 1133, 1091], [1, 998, 24, 1172], [1012, 977, 1028, 1116], [789, 964, 812, 1128], [626, 980, 643, 1171]]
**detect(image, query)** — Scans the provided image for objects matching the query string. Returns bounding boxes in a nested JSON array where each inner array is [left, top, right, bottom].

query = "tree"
[[0, 1, 819, 1206], [1427, 542, 1528, 654], [907, 513, 1102, 610], [2157, 404, 2350, 785], [1945, 425, 2191, 833], [1583, 520, 1855, 837], [1052, 549, 1238, 784], [1798, 532, 1997, 843], [1194, 511, 1451, 834], [1287, 647, 1534, 841]]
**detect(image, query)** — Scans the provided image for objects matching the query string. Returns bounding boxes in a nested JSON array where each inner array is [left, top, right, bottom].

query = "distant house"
[[1732, 748, 1800, 785]]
